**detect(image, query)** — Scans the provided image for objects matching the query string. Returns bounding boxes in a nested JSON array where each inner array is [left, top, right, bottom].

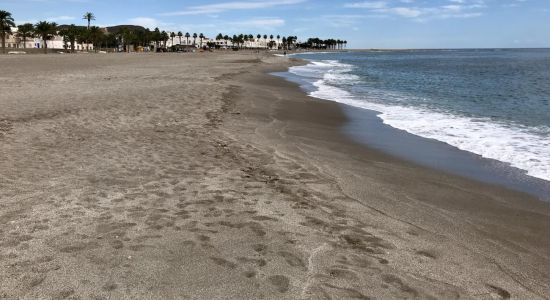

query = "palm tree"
[[287, 36, 297, 50], [223, 35, 229, 48], [192, 33, 197, 46], [344, 40, 347, 49], [238, 34, 244, 49], [290, 36, 297, 49], [277, 35, 280, 49], [59, 24, 81, 52], [184, 32, 191, 45], [216, 33, 223, 48], [185, 32, 190, 45], [134, 28, 150, 48], [89, 26, 103, 52], [199, 33, 204, 48], [35, 21, 57, 54], [83, 12, 95, 29], [177, 31, 183, 45], [152, 28, 161, 49], [120, 28, 135, 53], [161, 31, 169, 47], [17, 23, 34, 49], [1, 10, 15, 54], [78, 29, 90, 51], [170, 32, 176, 47], [82, 12, 95, 51]]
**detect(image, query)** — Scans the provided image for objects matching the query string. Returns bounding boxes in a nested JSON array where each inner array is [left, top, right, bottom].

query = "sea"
[[276, 49, 550, 200]]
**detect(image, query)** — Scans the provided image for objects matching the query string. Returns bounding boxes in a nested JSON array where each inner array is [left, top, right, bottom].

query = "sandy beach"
[[1, 52, 550, 299]]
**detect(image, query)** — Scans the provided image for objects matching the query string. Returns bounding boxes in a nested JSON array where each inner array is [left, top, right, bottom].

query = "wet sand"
[[1, 52, 550, 299]]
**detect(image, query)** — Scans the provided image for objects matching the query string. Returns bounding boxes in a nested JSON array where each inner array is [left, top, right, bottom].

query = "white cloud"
[[47, 15, 76, 22], [344, 1, 387, 9], [126, 17, 186, 32], [161, 0, 306, 16], [344, 0, 487, 20], [127, 17, 166, 29], [229, 17, 285, 27]]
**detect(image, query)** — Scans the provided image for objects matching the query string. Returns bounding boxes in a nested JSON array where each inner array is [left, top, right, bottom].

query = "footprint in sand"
[[277, 251, 306, 269], [268, 275, 290, 293], [210, 257, 237, 269], [486, 284, 511, 299], [415, 249, 437, 259], [252, 243, 268, 254], [243, 270, 257, 278]]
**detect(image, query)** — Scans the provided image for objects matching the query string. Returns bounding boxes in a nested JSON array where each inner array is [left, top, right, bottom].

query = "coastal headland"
[[1, 52, 549, 299]]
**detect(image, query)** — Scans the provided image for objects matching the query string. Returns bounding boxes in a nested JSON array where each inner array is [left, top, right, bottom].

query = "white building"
[[165, 36, 212, 48], [2, 28, 34, 49], [4, 27, 93, 51], [164, 33, 282, 49], [42, 34, 93, 51]]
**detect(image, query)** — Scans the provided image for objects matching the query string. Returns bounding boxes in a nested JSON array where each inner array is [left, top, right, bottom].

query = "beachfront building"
[[42, 34, 94, 51], [227, 37, 282, 49], [164, 35, 213, 48], [164, 33, 283, 50], [4, 27, 93, 51], [3, 28, 35, 49]]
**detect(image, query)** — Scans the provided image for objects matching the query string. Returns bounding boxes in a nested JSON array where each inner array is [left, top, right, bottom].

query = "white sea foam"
[[289, 60, 550, 182]]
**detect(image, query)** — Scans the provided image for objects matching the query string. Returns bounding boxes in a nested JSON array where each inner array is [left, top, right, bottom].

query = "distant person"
[[284, 51, 287, 56]]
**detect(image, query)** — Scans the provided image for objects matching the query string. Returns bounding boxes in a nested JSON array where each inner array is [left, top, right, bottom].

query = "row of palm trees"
[[112, 29, 203, 52], [298, 38, 348, 50], [59, 24, 105, 52], [0, 10, 101, 53], [213, 33, 297, 50]]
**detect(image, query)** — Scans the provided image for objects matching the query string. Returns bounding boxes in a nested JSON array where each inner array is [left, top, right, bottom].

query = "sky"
[[2, 0, 549, 48]]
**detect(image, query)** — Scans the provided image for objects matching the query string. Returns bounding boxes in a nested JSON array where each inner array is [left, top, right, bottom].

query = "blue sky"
[[2, 0, 549, 48]]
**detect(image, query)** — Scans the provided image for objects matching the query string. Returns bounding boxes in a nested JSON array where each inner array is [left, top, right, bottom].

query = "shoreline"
[[228, 55, 550, 297], [279, 52, 550, 201], [339, 104, 550, 201], [1, 52, 549, 299]]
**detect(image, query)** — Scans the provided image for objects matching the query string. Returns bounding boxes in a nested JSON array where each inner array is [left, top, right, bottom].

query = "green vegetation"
[[34, 21, 58, 54], [0, 10, 15, 54], [59, 25, 81, 52], [16, 23, 34, 49], [1, 9, 350, 54], [82, 12, 95, 50], [299, 38, 348, 50]]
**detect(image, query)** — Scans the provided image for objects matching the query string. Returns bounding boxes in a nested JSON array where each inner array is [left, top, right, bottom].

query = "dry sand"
[[1, 52, 550, 299]]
